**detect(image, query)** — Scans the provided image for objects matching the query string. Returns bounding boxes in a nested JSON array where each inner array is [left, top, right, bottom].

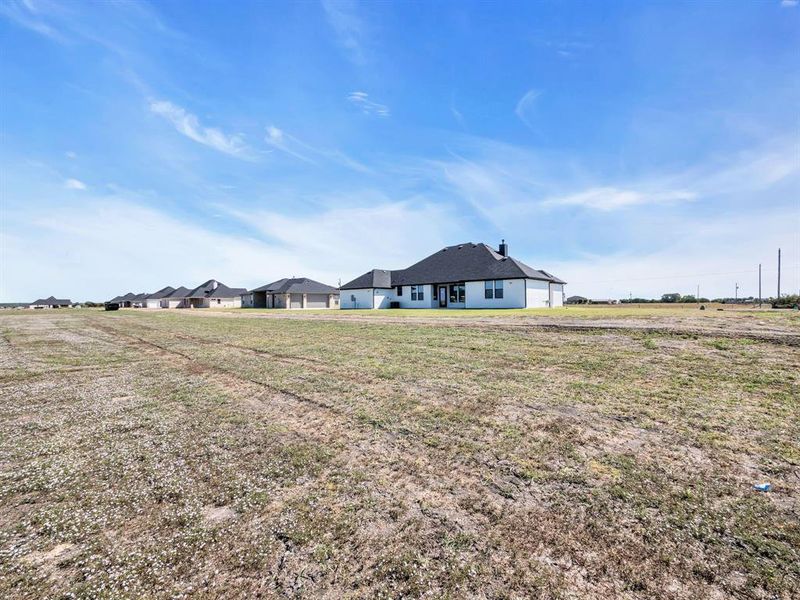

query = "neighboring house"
[[183, 279, 246, 308], [589, 298, 619, 305], [242, 277, 340, 309], [129, 293, 150, 308], [116, 292, 136, 308], [160, 286, 192, 309], [566, 295, 588, 304], [340, 240, 566, 309], [29, 296, 72, 309], [144, 286, 175, 309]]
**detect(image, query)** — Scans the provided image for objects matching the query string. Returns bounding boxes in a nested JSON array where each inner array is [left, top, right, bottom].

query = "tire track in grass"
[[88, 319, 556, 518]]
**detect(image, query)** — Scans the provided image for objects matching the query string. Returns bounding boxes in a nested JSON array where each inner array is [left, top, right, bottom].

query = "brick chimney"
[[499, 239, 508, 257]]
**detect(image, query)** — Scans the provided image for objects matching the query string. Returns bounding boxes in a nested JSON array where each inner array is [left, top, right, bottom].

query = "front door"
[[438, 286, 447, 308]]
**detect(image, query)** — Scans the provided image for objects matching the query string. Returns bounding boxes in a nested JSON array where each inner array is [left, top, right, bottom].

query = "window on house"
[[449, 283, 465, 303], [410, 285, 425, 301], [485, 280, 504, 299], [396, 286, 403, 296], [217, 299, 221, 304]]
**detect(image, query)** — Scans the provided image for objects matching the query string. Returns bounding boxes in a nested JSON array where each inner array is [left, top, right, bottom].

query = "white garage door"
[[290, 294, 303, 309], [306, 294, 329, 308]]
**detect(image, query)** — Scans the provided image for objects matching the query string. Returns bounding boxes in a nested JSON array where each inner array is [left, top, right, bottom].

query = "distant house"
[[114, 292, 136, 308], [183, 279, 246, 308], [144, 286, 176, 309], [242, 278, 339, 309], [160, 286, 192, 309], [129, 293, 150, 308], [340, 240, 565, 309], [29, 296, 72, 309], [589, 298, 619, 305], [566, 295, 588, 304]]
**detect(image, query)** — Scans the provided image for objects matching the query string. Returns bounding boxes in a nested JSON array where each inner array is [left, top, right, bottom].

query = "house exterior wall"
[[306, 294, 329, 308], [373, 289, 396, 309], [187, 298, 210, 309], [525, 279, 551, 308], [241, 293, 254, 308], [340, 288, 376, 309], [341, 280, 562, 309], [162, 298, 184, 308], [549, 283, 564, 307], [145, 299, 161, 309], [465, 279, 526, 309], [209, 296, 241, 308], [391, 285, 434, 308]]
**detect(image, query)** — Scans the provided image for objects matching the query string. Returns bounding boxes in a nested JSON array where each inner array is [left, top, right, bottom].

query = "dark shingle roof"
[[341, 243, 565, 289], [146, 286, 176, 300], [186, 280, 246, 299], [129, 293, 149, 302], [164, 286, 191, 299], [340, 269, 393, 290], [31, 296, 71, 305], [249, 277, 339, 295], [209, 284, 247, 298]]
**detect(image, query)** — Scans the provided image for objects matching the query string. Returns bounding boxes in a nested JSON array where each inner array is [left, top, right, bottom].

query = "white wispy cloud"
[[781, 0, 797, 8], [149, 100, 250, 158], [515, 89, 541, 130], [223, 196, 460, 281], [347, 91, 390, 117], [64, 178, 87, 190], [265, 125, 315, 163], [0, 0, 184, 56], [0, 0, 68, 43], [1, 188, 460, 300], [265, 124, 371, 172], [434, 135, 799, 221], [546, 210, 799, 299], [321, 0, 366, 64], [542, 187, 696, 211]]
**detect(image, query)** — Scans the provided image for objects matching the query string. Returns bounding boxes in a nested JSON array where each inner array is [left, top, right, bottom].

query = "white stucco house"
[[241, 277, 339, 309], [160, 286, 192, 308], [29, 296, 72, 309], [339, 240, 565, 310], [129, 293, 150, 308], [144, 286, 176, 309], [181, 279, 246, 308]]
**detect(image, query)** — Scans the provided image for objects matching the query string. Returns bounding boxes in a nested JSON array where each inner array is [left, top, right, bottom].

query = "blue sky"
[[1, 0, 799, 301]]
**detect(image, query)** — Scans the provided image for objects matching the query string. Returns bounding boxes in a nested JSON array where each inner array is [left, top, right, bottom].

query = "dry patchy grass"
[[0, 309, 798, 598]]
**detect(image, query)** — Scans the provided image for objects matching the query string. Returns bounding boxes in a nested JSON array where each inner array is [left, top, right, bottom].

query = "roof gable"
[[340, 242, 565, 289], [147, 286, 176, 300], [250, 277, 338, 294], [340, 269, 393, 290], [164, 286, 191, 298], [31, 296, 71, 305]]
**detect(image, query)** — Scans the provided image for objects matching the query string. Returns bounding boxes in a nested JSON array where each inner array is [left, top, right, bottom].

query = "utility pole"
[[735, 282, 739, 303], [696, 284, 700, 300], [777, 248, 781, 299], [758, 264, 762, 308]]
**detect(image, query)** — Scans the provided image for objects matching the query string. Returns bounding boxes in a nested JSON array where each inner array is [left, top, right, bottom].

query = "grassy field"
[[1, 308, 798, 598]]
